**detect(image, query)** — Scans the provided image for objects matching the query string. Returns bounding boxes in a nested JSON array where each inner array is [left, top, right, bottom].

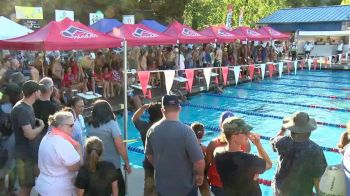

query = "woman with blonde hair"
[[35, 111, 82, 196], [338, 121, 350, 153], [75, 136, 119, 196]]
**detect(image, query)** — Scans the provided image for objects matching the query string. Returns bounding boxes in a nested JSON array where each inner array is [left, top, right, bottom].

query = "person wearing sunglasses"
[[35, 111, 83, 196]]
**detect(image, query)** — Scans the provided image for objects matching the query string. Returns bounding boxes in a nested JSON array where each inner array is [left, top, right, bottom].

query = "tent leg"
[[42, 51, 46, 77], [123, 40, 129, 195]]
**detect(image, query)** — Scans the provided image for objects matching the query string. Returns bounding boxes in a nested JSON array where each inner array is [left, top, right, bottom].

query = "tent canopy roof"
[[232, 26, 270, 41], [109, 24, 177, 46], [0, 18, 122, 51], [90, 18, 123, 33], [200, 25, 245, 43], [0, 16, 33, 40], [164, 20, 215, 44], [139, 19, 167, 32], [257, 26, 289, 40]]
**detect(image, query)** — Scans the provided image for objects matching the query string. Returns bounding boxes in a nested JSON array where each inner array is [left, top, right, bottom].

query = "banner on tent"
[[89, 13, 104, 25], [123, 15, 135, 24], [55, 10, 74, 21], [15, 6, 43, 20]]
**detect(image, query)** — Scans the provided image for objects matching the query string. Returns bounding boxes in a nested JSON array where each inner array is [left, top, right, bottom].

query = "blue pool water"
[[117, 70, 350, 195]]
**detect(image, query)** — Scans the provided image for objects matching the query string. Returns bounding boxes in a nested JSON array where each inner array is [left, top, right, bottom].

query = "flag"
[[238, 7, 244, 26], [225, 4, 233, 30]]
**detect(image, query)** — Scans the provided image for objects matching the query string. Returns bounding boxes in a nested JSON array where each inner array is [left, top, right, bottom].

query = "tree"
[[184, 0, 285, 30], [341, 0, 350, 4]]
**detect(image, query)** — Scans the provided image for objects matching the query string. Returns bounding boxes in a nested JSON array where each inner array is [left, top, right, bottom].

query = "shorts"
[[16, 158, 36, 187]]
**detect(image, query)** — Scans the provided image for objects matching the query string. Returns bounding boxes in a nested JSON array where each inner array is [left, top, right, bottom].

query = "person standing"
[[290, 42, 298, 61], [35, 111, 82, 196], [11, 80, 45, 196], [33, 77, 59, 159], [75, 136, 119, 196], [214, 45, 223, 67], [132, 103, 163, 196], [145, 95, 205, 196], [214, 117, 272, 196], [304, 41, 313, 59], [68, 96, 86, 151], [337, 40, 344, 63], [271, 111, 327, 195], [88, 100, 131, 196]]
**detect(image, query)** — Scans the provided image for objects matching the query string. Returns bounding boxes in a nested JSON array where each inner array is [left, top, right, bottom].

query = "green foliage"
[[341, 0, 350, 4], [184, 0, 285, 30]]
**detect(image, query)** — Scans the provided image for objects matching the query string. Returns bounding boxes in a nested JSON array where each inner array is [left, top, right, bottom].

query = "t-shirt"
[[271, 136, 327, 196], [63, 73, 76, 87], [133, 119, 153, 169], [304, 44, 313, 52], [88, 120, 122, 169], [35, 134, 80, 195], [75, 161, 118, 196], [215, 151, 266, 196], [145, 119, 204, 196], [10, 101, 36, 160], [337, 43, 344, 51]]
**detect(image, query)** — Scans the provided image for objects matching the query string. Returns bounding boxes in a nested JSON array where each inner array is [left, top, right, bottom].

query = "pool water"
[[117, 70, 349, 195]]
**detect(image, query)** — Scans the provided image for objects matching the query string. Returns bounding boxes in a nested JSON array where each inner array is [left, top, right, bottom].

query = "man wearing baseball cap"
[[10, 80, 45, 196], [145, 95, 205, 196], [214, 116, 272, 196], [271, 111, 327, 195]]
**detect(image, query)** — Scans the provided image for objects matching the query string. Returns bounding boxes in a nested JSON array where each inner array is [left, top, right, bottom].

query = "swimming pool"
[[118, 70, 349, 195]]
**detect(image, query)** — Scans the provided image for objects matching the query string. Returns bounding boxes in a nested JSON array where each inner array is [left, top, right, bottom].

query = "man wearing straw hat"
[[271, 111, 327, 196]]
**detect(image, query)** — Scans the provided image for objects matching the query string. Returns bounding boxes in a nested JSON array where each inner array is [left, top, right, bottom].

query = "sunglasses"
[[65, 123, 74, 128]]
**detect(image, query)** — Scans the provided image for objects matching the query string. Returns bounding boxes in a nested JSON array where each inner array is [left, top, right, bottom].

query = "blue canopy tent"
[[90, 19, 123, 33], [139, 19, 167, 32]]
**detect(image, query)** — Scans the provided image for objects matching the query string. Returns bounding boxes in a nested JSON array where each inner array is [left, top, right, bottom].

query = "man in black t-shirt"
[[132, 103, 162, 196], [215, 117, 272, 196], [33, 77, 59, 161], [11, 80, 45, 196]]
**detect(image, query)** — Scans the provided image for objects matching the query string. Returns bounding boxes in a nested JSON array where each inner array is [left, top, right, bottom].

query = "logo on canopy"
[[182, 28, 200, 36], [132, 28, 159, 38], [218, 29, 234, 37], [247, 29, 260, 36], [61, 26, 97, 39], [269, 29, 281, 35]]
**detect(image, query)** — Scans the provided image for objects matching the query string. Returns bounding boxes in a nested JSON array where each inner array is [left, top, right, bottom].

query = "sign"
[[132, 28, 159, 38], [247, 29, 260, 36], [225, 4, 233, 30], [55, 10, 74, 21], [20, 19, 41, 30], [218, 29, 234, 37], [15, 6, 43, 20], [123, 15, 135, 24], [89, 13, 104, 25], [61, 26, 97, 39]]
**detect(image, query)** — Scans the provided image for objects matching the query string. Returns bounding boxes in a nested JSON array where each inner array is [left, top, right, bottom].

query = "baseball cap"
[[162, 95, 180, 107], [22, 80, 44, 95], [222, 117, 253, 135]]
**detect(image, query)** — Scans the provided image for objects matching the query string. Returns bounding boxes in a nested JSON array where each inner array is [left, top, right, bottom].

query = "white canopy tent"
[[0, 16, 33, 40], [298, 30, 350, 36]]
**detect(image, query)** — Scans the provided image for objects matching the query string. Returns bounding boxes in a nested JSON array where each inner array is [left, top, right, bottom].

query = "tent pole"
[[42, 51, 46, 77], [123, 40, 129, 194]]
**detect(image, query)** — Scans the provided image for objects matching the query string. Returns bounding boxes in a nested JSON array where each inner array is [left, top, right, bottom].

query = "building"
[[258, 5, 350, 56]]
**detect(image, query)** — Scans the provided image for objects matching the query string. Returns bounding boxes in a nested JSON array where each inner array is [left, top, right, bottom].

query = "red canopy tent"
[[109, 24, 177, 46], [0, 18, 122, 50], [164, 20, 215, 44], [232, 26, 269, 41], [257, 26, 290, 40], [200, 26, 245, 43]]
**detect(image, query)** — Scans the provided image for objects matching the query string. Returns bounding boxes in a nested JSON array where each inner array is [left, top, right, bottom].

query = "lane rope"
[[262, 82, 350, 92], [278, 77, 350, 86], [228, 87, 350, 101], [296, 73, 350, 79], [204, 93, 350, 113], [182, 103, 346, 129]]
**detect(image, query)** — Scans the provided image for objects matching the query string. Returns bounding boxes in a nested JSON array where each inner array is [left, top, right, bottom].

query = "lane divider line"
[[278, 77, 350, 87], [204, 93, 350, 113], [229, 87, 350, 101], [261, 82, 350, 92], [182, 103, 347, 129], [296, 73, 350, 79]]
